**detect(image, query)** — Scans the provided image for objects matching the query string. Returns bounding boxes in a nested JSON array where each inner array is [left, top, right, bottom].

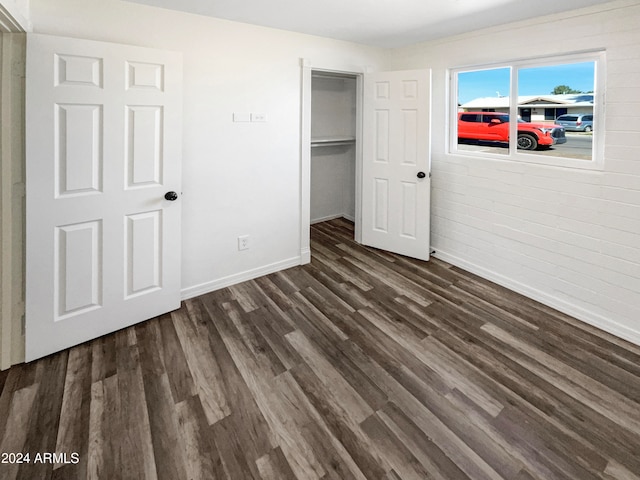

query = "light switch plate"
[[233, 112, 251, 122]]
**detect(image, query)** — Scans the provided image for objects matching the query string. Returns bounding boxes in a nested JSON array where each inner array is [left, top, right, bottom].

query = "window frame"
[[449, 51, 606, 170]]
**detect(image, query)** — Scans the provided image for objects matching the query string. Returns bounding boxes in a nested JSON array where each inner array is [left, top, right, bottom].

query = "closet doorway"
[[309, 70, 358, 232], [300, 62, 432, 265], [299, 62, 363, 265]]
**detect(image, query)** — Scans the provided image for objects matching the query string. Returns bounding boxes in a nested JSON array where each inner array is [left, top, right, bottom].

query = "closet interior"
[[310, 71, 357, 228]]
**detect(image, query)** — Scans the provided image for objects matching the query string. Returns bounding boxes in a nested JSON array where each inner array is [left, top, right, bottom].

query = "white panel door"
[[362, 70, 431, 261], [25, 34, 182, 361]]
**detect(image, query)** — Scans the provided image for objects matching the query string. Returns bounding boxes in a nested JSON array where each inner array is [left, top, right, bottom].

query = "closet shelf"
[[311, 136, 356, 148]]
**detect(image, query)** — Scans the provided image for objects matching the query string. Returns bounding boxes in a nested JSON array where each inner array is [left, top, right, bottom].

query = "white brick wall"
[[390, 0, 640, 344]]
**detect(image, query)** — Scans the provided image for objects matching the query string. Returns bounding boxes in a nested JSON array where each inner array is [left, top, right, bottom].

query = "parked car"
[[554, 114, 593, 132], [458, 112, 567, 150]]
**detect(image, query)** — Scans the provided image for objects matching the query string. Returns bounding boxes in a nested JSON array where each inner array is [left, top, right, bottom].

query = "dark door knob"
[[164, 191, 178, 201], [417, 171, 426, 179]]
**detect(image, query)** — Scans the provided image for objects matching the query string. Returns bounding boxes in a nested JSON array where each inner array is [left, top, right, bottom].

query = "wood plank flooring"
[[2, 218, 640, 479]]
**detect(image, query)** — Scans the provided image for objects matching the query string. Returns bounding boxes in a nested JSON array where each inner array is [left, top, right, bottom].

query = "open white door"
[[362, 69, 431, 261], [25, 34, 182, 361]]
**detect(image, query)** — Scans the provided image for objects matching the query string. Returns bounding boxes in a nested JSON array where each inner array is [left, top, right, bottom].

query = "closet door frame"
[[0, 6, 27, 370], [299, 58, 365, 264]]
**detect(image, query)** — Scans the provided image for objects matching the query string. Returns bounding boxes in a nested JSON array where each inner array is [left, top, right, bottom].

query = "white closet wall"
[[310, 74, 357, 224]]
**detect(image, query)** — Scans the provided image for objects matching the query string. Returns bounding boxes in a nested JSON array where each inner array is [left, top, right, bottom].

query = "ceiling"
[[123, 0, 615, 48]]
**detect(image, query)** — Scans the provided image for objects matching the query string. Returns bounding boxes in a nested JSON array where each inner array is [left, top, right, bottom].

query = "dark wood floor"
[[2, 218, 640, 480]]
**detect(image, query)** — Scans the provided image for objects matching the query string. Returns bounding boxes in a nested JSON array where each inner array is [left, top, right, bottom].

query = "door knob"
[[164, 191, 179, 201], [417, 171, 426, 179]]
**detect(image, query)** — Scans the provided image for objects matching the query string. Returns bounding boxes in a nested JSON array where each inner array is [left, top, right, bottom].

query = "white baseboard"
[[300, 247, 311, 265], [310, 213, 344, 224], [310, 213, 355, 224], [433, 249, 640, 348], [181, 256, 301, 301]]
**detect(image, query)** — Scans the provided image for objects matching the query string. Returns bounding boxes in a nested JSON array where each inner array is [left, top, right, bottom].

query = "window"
[[450, 52, 604, 169]]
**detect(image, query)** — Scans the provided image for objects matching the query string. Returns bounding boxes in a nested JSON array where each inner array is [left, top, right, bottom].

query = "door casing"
[[300, 58, 365, 263], [0, 30, 26, 370]]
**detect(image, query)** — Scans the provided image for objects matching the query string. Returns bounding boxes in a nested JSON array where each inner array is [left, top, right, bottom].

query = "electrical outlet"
[[238, 235, 250, 251]]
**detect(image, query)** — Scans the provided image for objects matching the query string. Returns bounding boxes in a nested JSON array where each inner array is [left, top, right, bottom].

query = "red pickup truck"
[[458, 112, 566, 150]]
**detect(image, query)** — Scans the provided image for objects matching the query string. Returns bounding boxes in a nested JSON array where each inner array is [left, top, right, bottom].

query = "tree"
[[551, 85, 583, 94]]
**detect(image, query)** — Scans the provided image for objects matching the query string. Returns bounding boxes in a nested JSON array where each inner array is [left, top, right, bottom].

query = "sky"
[[457, 61, 595, 104]]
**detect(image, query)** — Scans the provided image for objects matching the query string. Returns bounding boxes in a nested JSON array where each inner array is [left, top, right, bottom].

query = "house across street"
[[460, 93, 594, 123]]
